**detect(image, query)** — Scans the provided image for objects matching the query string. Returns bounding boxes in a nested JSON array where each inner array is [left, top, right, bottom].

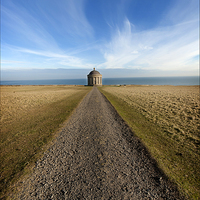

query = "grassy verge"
[[0, 85, 92, 199], [99, 86, 200, 199]]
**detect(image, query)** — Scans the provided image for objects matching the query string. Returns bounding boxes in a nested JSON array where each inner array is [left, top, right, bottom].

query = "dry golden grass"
[[0, 85, 92, 198], [99, 85, 200, 199], [102, 85, 199, 148], [1, 85, 82, 126]]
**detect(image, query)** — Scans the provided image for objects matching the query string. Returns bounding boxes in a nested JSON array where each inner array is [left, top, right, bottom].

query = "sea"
[[1, 76, 199, 86]]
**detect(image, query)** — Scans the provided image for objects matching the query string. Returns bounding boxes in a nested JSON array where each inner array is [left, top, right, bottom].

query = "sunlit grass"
[[0, 85, 92, 199], [99, 85, 200, 199]]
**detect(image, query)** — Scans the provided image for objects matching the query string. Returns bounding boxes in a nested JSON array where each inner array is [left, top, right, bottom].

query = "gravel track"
[[16, 87, 183, 199]]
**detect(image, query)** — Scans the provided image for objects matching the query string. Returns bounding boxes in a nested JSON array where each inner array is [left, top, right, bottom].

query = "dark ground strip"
[[16, 87, 183, 199]]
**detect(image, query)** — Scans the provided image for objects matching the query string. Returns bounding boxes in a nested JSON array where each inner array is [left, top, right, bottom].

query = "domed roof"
[[88, 68, 101, 76]]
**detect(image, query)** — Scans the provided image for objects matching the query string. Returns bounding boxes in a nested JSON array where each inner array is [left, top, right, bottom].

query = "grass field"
[[99, 85, 200, 199], [0, 85, 92, 198]]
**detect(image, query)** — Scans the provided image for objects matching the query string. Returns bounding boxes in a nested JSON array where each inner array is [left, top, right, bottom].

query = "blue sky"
[[1, 0, 199, 80]]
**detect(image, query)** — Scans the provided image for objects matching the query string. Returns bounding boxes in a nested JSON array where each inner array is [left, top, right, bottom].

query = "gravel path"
[[16, 87, 183, 199]]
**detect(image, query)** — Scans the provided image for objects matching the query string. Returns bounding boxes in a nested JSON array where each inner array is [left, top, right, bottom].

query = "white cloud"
[[1, 60, 25, 64], [1, 0, 96, 70], [18, 48, 94, 69], [1, 45, 95, 70], [1, 0, 94, 51], [1, 5, 61, 51], [99, 1, 199, 71], [163, 0, 199, 25], [37, 0, 94, 39], [131, 51, 138, 54], [1, 0, 199, 76]]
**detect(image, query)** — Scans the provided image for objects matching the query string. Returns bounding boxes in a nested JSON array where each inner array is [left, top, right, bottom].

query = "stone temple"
[[87, 68, 102, 86]]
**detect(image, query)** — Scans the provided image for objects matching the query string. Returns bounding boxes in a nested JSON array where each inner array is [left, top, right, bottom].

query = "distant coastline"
[[1, 76, 199, 86]]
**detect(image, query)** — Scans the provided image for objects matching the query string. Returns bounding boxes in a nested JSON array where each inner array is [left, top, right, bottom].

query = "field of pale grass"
[[1, 86, 82, 126], [0, 85, 92, 198], [102, 85, 199, 148], [99, 85, 199, 199]]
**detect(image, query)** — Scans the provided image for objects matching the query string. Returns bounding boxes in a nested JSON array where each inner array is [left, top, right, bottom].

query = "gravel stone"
[[16, 87, 184, 199]]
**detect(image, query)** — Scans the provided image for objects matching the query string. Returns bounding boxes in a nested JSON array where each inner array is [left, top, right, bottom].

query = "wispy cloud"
[[1, 60, 25, 64], [14, 47, 94, 69], [99, 0, 199, 71], [1, 0, 199, 77], [1, 5, 61, 51], [36, 0, 94, 39], [1, 0, 95, 70], [1, 0, 93, 50]]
